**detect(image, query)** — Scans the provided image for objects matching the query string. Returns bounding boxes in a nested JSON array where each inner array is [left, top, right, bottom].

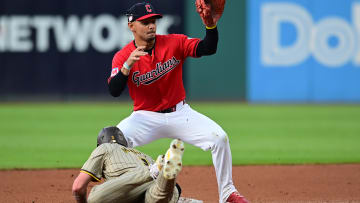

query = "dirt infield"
[[1, 164, 360, 203]]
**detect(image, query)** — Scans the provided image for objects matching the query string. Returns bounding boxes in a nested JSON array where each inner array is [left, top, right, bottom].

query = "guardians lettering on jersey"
[[132, 56, 180, 86], [110, 34, 200, 111]]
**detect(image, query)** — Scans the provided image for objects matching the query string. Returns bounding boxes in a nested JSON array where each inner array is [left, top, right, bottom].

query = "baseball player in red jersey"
[[107, 2, 248, 203]]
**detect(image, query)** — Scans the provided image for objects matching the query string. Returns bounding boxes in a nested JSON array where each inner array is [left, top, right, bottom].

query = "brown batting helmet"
[[97, 126, 128, 147]]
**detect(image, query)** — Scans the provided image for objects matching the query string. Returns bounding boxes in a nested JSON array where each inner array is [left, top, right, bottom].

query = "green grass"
[[0, 102, 360, 169]]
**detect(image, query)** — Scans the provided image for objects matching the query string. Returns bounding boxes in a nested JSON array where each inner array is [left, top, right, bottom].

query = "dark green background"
[[184, 1, 247, 100]]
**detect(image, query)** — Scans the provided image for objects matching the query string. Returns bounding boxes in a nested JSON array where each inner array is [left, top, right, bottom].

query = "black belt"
[[157, 100, 185, 113]]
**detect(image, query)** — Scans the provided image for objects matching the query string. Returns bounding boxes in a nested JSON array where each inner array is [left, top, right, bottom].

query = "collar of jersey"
[[133, 39, 155, 56]]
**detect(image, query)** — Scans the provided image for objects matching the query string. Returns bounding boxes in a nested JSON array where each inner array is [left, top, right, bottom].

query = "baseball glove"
[[195, 0, 226, 27]]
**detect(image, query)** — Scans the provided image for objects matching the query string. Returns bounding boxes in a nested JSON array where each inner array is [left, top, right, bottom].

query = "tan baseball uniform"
[[80, 143, 179, 203]]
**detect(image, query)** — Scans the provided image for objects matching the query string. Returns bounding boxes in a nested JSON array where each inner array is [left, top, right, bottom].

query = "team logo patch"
[[145, 4, 152, 13], [111, 67, 119, 77]]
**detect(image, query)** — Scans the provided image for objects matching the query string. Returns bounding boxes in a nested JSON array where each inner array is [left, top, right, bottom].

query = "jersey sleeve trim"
[[194, 39, 201, 58], [80, 170, 101, 182]]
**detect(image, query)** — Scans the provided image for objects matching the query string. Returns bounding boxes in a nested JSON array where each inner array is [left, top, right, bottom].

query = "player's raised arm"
[[195, 0, 225, 57], [108, 46, 148, 97], [195, 25, 218, 57]]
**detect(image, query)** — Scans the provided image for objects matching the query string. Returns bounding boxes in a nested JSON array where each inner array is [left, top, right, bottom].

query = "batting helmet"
[[97, 126, 128, 147]]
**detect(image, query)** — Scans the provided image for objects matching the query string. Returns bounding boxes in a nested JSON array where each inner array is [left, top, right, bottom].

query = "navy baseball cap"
[[126, 2, 162, 22]]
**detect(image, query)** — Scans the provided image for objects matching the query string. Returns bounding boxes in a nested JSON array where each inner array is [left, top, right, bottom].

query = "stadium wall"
[[1, 0, 359, 102], [247, 0, 360, 103], [0, 0, 184, 101]]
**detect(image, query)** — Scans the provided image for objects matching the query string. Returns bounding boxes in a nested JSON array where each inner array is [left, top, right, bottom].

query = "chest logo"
[[132, 56, 180, 86]]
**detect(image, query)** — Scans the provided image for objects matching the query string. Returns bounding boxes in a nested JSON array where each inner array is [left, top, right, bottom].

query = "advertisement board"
[[248, 0, 360, 102], [0, 0, 183, 100]]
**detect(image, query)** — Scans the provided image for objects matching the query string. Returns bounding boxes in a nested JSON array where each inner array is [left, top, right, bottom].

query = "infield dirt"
[[1, 164, 360, 203]]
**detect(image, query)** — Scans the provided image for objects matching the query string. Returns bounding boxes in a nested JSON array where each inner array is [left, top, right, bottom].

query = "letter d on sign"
[[261, 3, 313, 66]]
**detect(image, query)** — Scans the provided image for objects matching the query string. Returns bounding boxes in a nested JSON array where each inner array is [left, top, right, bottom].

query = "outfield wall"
[[0, 0, 184, 100], [1, 0, 359, 102], [247, 0, 360, 103]]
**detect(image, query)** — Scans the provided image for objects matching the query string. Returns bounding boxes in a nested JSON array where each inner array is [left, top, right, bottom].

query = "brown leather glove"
[[195, 0, 226, 27]]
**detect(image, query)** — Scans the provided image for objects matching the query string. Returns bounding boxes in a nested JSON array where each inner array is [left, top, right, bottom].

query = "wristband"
[[123, 62, 131, 70], [206, 24, 217, 29]]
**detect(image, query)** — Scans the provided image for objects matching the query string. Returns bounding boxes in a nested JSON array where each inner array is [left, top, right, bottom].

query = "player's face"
[[130, 17, 157, 42]]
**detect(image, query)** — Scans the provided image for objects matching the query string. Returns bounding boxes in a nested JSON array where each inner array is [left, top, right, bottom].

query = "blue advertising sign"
[[247, 0, 360, 102]]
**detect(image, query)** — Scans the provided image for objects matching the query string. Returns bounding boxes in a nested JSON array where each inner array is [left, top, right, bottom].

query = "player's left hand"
[[196, 0, 215, 27], [195, 0, 225, 27]]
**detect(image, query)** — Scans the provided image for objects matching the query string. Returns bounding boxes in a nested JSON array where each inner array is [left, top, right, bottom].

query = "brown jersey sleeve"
[[80, 145, 107, 182]]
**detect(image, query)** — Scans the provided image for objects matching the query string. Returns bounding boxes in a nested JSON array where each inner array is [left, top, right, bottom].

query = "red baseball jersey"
[[109, 34, 200, 111]]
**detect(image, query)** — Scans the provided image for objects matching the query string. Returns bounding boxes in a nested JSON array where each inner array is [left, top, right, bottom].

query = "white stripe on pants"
[[117, 103, 237, 203]]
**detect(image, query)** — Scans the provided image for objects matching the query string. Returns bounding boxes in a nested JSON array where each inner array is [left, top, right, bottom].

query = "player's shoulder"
[[157, 34, 189, 41], [93, 143, 108, 152], [87, 144, 107, 158], [99, 143, 118, 149], [103, 143, 128, 152], [92, 143, 121, 155], [155, 34, 191, 48]]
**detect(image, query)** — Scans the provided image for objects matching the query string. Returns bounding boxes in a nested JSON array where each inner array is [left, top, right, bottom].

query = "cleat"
[[226, 192, 249, 203], [163, 139, 184, 179], [178, 197, 203, 203]]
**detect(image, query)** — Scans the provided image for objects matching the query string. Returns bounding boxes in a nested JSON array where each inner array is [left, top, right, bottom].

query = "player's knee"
[[212, 131, 229, 147], [219, 132, 229, 144]]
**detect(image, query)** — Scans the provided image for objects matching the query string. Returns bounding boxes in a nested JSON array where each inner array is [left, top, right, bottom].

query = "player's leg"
[[116, 110, 167, 147], [87, 169, 153, 203], [145, 171, 179, 203], [145, 139, 184, 203], [167, 104, 242, 203], [145, 173, 180, 203]]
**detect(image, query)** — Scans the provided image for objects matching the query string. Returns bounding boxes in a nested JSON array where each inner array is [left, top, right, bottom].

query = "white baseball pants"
[[117, 101, 237, 203]]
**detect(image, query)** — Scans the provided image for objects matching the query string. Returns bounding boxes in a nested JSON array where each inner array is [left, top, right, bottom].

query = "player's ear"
[[128, 22, 135, 32]]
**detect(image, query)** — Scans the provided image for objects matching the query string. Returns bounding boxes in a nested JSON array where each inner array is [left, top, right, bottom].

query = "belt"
[[157, 100, 186, 113]]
